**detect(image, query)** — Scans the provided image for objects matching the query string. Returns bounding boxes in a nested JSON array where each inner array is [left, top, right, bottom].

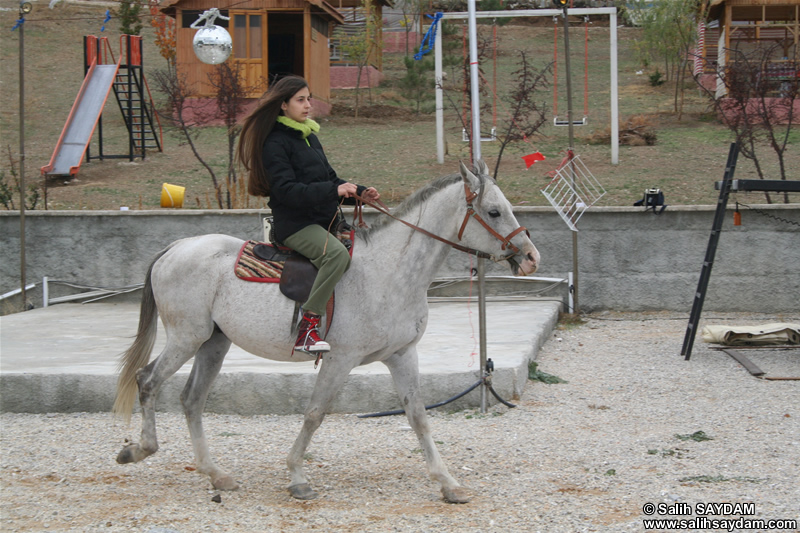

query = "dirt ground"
[[1, 312, 798, 532]]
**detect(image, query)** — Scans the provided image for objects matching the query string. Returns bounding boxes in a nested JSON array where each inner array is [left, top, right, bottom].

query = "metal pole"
[[477, 256, 487, 412], [466, 0, 489, 412], [468, 0, 481, 163], [609, 10, 619, 165], [18, 6, 27, 310], [434, 19, 445, 164], [560, 5, 580, 314]]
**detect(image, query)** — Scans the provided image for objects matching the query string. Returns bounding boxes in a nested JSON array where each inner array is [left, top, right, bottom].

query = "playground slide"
[[41, 59, 120, 177]]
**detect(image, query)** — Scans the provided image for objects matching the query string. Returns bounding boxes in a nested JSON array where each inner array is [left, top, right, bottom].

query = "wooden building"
[[703, 0, 799, 92], [161, 0, 344, 114]]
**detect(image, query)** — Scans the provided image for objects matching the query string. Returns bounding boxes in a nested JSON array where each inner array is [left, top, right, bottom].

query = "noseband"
[[354, 181, 529, 263]]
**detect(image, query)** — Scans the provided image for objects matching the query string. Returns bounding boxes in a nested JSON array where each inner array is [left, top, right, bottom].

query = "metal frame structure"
[[432, 7, 619, 165], [681, 143, 800, 361]]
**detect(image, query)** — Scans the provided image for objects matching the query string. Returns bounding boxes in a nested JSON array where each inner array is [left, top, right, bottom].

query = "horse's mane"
[[356, 173, 460, 241], [357, 168, 492, 242]]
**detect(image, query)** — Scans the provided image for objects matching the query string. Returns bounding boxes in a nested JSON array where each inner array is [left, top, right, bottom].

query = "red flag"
[[522, 152, 546, 169]]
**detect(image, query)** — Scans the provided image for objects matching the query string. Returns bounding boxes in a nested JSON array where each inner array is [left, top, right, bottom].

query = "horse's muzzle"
[[508, 249, 539, 276]]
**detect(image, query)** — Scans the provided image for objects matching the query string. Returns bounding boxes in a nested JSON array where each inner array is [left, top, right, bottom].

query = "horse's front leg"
[[286, 355, 355, 500], [384, 346, 473, 503]]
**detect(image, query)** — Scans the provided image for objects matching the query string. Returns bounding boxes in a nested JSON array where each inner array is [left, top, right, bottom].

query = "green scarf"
[[277, 115, 320, 139]]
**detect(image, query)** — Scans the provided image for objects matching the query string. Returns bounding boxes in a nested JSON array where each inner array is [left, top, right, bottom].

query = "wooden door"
[[231, 11, 268, 96]]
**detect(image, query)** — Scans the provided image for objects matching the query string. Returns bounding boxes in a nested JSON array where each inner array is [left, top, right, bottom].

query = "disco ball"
[[193, 25, 232, 65]]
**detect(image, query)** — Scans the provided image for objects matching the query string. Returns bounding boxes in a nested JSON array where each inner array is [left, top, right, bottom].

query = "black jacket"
[[263, 122, 363, 243]]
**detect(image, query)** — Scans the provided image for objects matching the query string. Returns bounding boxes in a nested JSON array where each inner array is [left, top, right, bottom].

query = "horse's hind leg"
[[117, 334, 205, 464], [180, 328, 237, 490], [384, 346, 472, 503]]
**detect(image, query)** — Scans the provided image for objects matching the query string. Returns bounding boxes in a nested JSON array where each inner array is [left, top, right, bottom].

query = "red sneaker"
[[294, 313, 331, 354]]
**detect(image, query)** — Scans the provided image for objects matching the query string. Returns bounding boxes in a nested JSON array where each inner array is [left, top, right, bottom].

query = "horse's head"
[[458, 160, 540, 276]]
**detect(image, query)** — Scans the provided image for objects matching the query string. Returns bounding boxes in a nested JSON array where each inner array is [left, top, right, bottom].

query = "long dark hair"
[[237, 75, 309, 197]]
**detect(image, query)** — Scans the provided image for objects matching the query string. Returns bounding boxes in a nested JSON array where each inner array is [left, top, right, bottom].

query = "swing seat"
[[553, 116, 587, 127], [462, 127, 497, 142]]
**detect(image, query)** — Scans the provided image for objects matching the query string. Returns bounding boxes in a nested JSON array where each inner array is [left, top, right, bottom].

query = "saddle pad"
[[235, 240, 284, 283]]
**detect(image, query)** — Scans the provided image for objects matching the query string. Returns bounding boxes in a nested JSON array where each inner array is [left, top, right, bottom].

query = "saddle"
[[233, 224, 355, 337], [234, 240, 318, 303]]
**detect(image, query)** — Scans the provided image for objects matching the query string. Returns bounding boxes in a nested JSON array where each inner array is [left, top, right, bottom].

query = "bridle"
[[456, 182, 529, 257], [353, 181, 529, 263]]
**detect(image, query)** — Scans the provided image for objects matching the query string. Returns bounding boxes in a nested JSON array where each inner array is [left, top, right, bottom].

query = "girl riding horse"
[[237, 75, 381, 354]]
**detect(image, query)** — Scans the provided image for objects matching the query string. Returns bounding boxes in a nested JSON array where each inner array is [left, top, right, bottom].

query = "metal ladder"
[[681, 142, 739, 360], [112, 65, 162, 155]]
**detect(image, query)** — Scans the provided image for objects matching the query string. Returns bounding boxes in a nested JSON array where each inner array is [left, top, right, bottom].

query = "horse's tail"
[[112, 246, 171, 424]]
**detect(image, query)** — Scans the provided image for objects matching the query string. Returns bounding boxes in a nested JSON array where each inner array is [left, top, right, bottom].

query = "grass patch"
[[647, 448, 688, 458], [528, 361, 568, 384], [679, 475, 763, 484], [675, 431, 714, 442], [557, 312, 586, 330], [2, 10, 798, 210], [464, 410, 505, 419]]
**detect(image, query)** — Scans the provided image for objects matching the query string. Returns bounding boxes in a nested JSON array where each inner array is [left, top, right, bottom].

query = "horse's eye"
[[488, 209, 501, 218]]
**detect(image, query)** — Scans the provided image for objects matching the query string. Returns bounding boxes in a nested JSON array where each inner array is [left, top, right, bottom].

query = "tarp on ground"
[[701, 323, 800, 346]]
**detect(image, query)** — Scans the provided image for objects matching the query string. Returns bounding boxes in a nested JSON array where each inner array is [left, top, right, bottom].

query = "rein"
[[353, 184, 528, 263]]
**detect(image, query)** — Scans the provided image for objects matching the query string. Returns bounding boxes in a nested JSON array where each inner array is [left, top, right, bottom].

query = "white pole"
[[468, 0, 481, 163], [610, 11, 619, 165], [466, 0, 488, 413], [435, 19, 445, 164]]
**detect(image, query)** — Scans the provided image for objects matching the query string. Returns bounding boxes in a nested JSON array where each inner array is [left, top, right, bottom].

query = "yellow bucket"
[[160, 183, 185, 208]]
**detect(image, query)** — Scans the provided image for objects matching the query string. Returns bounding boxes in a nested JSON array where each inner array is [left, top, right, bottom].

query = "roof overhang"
[[308, 0, 346, 24], [158, 0, 345, 23], [707, 0, 800, 22]]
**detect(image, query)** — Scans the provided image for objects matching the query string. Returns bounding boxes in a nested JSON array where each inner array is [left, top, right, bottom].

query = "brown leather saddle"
[[252, 243, 318, 303]]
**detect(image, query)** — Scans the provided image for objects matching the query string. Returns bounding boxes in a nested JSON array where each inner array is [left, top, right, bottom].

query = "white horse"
[[113, 161, 539, 503]]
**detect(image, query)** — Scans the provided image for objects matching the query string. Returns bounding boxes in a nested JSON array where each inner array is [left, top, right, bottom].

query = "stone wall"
[[2, 204, 799, 314]]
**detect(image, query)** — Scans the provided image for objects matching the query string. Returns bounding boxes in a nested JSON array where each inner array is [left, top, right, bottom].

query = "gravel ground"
[[2, 311, 799, 533]]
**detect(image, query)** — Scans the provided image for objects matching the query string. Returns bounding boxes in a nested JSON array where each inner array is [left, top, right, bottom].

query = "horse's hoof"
[[289, 483, 318, 500], [116, 444, 139, 464], [442, 486, 473, 504], [212, 475, 239, 491]]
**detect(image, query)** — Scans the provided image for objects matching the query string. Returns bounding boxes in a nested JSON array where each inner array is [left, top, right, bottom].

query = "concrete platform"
[[0, 299, 561, 415]]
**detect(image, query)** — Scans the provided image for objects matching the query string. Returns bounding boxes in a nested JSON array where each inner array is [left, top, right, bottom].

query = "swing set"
[[431, 7, 620, 166], [552, 15, 591, 127], [460, 24, 498, 143], [456, 10, 592, 141]]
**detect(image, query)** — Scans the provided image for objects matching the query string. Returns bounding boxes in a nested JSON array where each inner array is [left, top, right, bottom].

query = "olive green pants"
[[283, 224, 351, 316]]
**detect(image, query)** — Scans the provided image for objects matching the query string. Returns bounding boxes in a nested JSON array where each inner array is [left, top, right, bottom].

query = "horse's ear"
[[459, 160, 481, 192], [476, 159, 490, 177]]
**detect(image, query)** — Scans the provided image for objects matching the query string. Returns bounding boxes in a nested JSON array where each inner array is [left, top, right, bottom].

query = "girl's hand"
[[337, 183, 359, 198], [361, 187, 381, 203]]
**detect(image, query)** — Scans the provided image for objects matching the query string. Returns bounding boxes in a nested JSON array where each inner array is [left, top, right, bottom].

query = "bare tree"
[[207, 62, 249, 208], [151, 64, 225, 207], [340, 0, 383, 118], [696, 44, 797, 203], [450, 46, 551, 179], [152, 63, 259, 208], [491, 51, 552, 180]]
